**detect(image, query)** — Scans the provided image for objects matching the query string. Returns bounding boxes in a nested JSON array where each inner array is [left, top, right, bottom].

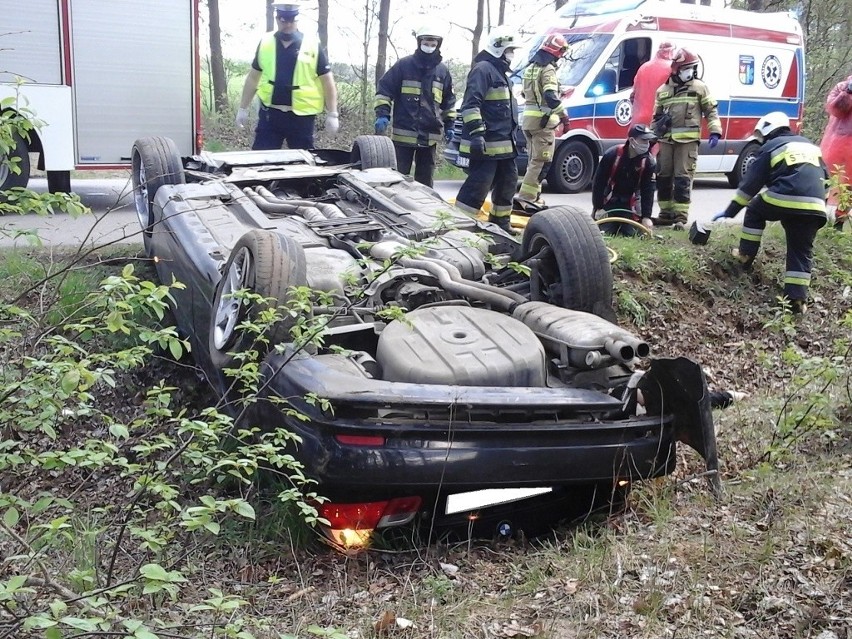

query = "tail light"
[[318, 497, 423, 549]]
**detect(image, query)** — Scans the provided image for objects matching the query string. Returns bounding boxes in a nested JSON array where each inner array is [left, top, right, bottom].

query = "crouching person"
[[592, 124, 657, 236], [713, 112, 829, 314]]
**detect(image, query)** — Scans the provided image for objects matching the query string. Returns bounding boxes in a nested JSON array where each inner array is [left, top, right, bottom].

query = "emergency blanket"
[[820, 75, 852, 216]]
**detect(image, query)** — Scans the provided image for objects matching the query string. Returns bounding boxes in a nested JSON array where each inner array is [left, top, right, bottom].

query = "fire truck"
[[0, 0, 200, 192]]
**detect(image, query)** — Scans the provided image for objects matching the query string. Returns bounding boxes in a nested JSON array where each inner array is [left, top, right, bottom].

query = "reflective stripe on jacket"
[[459, 51, 517, 160], [256, 33, 324, 115], [521, 63, 564, 130], [726, 134, 829, 217], [653, 78, 722, 143], [374, 52, 456, 147]]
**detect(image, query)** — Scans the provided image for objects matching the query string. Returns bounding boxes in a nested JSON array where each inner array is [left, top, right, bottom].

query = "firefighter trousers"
[[518, 128, 554, 201], [394, 143, 436, 187], [739, 196, 827, 301], [455, 157, 518, 230], [656, 140, 698, 224]]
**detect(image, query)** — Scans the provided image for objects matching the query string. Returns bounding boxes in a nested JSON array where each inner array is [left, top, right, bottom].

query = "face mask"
[[420, 43, 437, 54], [503, 50, 515, 63], [678, 68, 694, 82], [629, 139, 650, 155]]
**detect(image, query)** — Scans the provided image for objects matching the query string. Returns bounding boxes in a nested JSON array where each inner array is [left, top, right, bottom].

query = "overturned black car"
[[132, 135, 718, 546]]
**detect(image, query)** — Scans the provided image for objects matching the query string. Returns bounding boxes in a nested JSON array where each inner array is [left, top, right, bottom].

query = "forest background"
[[199, 0, 851, 151]]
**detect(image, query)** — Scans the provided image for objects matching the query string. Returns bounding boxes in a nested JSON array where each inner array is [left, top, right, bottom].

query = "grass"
[[2, 217, 852, 638]]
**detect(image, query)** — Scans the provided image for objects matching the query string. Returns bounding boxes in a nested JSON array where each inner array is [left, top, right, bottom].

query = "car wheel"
[[131, 136, 185, 256], [726, 142, 760, 188], [351, 135, 397, 170], [521, 205, 614, 318], [547, 139, 594, 194], [0, 132, 31, 192], [209, 230, 307, 371]]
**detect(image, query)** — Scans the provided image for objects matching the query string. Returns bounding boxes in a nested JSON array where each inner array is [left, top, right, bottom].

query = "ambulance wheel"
[[548, 139, 594, 193], [727, 142, 760, 188]]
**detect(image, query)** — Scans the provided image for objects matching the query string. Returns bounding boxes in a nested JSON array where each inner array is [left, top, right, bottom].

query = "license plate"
[[445, 487, 553, 515], [455, 156, 470, 168]]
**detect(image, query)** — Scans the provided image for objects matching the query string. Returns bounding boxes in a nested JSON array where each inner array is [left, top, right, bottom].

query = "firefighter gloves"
[[469, 135, 486, 158], [708, 133, 721, 149], [374, 116, 390, 134]]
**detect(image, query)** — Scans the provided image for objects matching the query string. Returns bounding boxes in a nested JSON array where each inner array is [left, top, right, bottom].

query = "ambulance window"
[[616, 38, 652, 91], [557, 34, 613, 87]]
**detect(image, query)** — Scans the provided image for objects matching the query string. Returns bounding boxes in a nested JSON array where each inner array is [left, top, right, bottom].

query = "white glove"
[[325, 111, 339, 134], [235, 107, 250, 128]]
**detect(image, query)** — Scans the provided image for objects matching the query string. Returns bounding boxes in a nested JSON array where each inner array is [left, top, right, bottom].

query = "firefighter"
[[235, 1, 339, 150], [454, 26, 521, 232], [652, 48, 722, 228], [373, 22, 457, 187], [713, 112, 829, 314], [591, 124, 657, 236], [514, 34, 571, 212]]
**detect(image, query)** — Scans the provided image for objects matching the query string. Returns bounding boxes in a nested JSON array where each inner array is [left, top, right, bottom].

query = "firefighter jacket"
[[652, 77, 722, 144], [255, 32, 325, 115], [374, 49, 457, 147], [723, 133, 829, 218], [458, 51, 518, 160], [521, 62, 566, 131], [592, 143, 656, 219]]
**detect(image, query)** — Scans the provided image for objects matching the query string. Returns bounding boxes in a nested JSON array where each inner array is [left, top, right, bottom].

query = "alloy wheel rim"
[[212, 247, 251, 350], [133, 159, 150, 229]]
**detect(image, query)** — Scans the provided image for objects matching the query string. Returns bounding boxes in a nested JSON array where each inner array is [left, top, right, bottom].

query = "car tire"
[[726, 142, 760, 188], [547, 139, 594, 194], [47, 170, 71, 194], [521, 205, 614, 318], [131, 136, 185, 256], [351, 135, 397, 170], [209, 229, 307, 372], [0, 132, 31, 192]]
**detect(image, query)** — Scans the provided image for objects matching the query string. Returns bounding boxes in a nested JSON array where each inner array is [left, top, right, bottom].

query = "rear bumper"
[[247, 352, 698, 501]]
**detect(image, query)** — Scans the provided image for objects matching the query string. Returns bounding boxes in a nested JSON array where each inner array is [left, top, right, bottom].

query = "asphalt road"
[[0, 175, 738, 248]]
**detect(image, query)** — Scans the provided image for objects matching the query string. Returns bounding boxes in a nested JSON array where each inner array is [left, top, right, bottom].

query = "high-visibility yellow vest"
[[256, 33, 324, 115]]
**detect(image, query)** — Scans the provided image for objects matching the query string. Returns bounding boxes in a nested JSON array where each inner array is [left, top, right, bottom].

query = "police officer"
[[652, 48, 722, 228], [373, 22, 457, 187], [714, 112, 829, 313], [454, 26, 520, 231], [591, 124, 657, 236], [236, 1, 339, 150], [515, 34, 571, 212]]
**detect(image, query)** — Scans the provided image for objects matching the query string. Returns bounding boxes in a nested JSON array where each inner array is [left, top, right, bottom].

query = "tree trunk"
[[266, 0, 274, 32], [498, 0, 506, 25], [555, 0, 568, 9], [207, 0, 229, 112], [375, 0, 391, 86], [472, 0, 485, 66], [318, 0, 329, 52]]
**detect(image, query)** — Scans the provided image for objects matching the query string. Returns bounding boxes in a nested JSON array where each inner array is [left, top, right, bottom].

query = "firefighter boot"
[[489, 214, 512, 232], [731, 248, 755, 273]]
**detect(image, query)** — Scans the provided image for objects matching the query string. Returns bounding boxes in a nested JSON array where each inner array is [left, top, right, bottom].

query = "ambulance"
[[447, 0, 805, 194]]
